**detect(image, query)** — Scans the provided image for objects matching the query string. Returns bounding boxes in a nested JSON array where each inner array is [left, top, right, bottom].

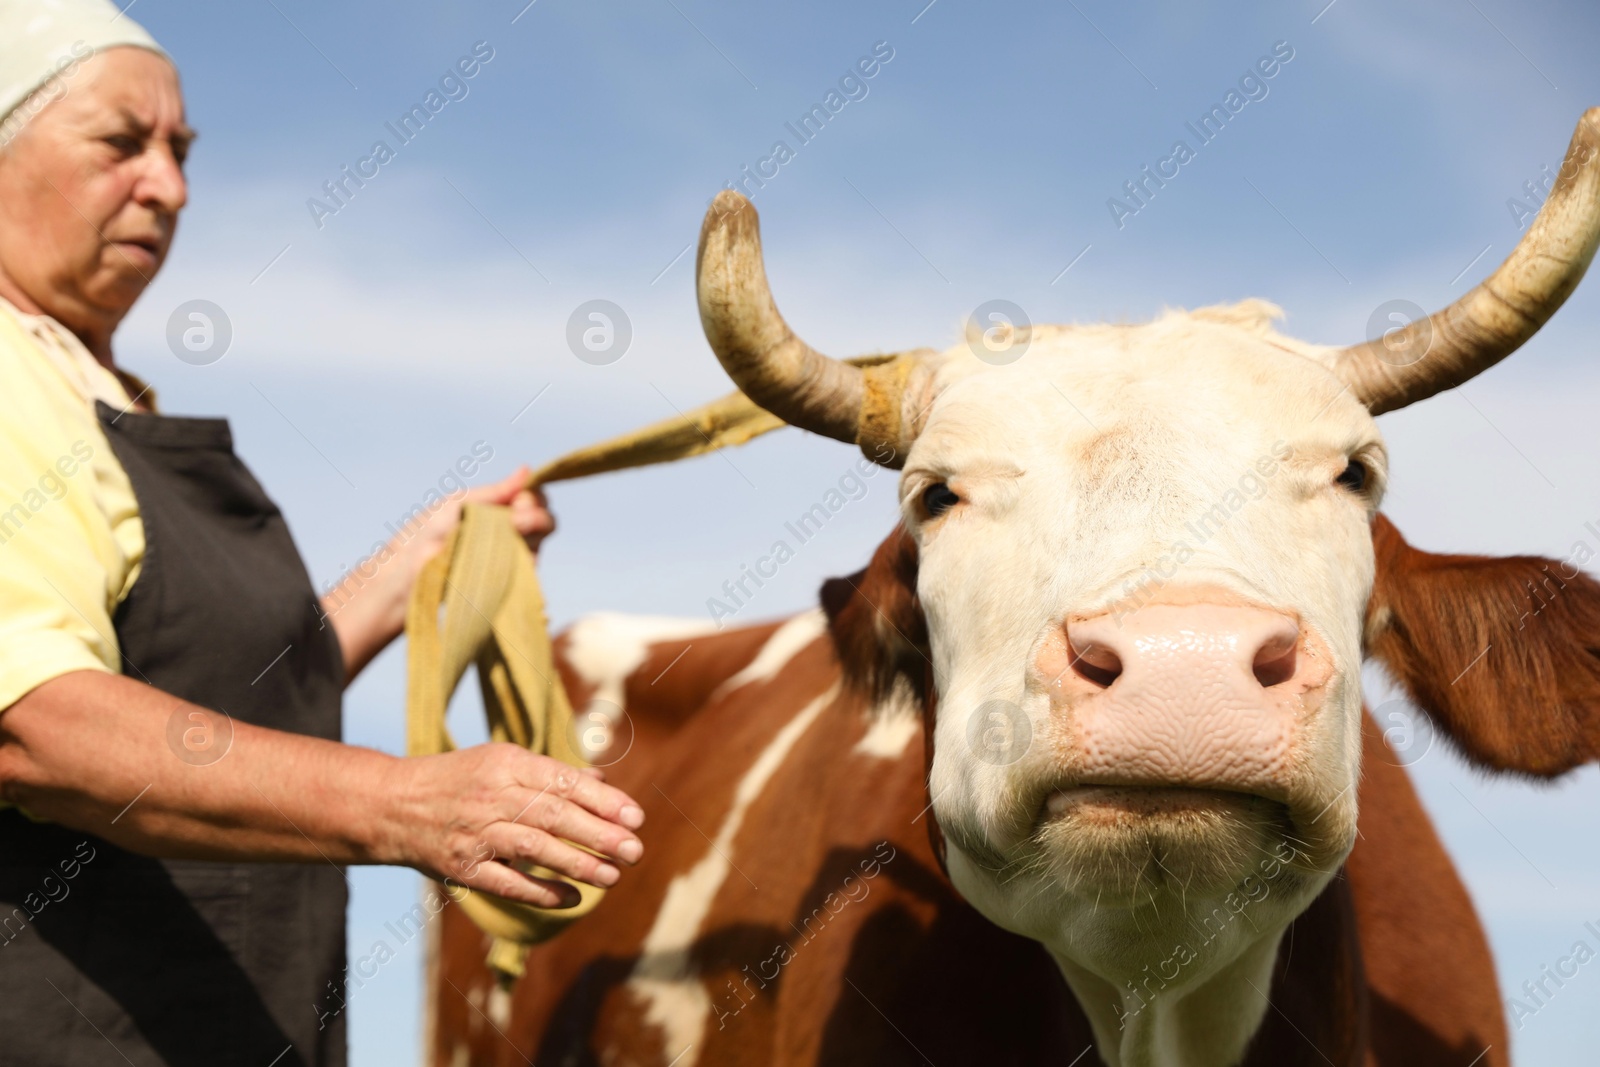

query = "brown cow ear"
[[819, 525, 929, 709], [1366, 513, 1600, 776]]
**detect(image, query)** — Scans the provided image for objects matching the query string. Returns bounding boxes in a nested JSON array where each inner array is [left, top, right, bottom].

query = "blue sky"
[[110, 0, 1600, 1061]]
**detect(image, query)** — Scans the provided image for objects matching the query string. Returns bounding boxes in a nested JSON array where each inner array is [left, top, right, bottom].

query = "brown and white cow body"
[[431, 111, 1600, 1066]]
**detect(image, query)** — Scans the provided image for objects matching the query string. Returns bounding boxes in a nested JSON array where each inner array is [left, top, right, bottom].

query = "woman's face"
[[0, 47, 191, 344]]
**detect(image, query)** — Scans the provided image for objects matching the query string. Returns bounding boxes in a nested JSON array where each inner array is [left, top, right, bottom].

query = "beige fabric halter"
[[405, 372, 898, 980]]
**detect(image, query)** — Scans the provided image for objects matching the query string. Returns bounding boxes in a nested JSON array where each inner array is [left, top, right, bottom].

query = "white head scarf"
[[0, 0, 168, 139]]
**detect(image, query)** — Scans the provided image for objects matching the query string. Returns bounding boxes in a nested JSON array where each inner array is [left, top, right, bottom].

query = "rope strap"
[[404, 503, 604, 979], [524, 353, 917, 487], [528, 390, 782, 486]]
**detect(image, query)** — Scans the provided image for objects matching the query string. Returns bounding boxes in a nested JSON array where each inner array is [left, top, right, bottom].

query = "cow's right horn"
[[1332, 108, 1600, 415], [696, 191, 915, 467]]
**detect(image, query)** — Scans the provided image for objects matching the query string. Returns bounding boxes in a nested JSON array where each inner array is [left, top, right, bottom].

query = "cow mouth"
[[1040, 783, 1281, 823], [1023, 783, 1303, 898]]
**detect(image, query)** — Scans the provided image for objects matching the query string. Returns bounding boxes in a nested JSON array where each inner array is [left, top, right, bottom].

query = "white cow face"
[[906, 304, 1383, 1032]]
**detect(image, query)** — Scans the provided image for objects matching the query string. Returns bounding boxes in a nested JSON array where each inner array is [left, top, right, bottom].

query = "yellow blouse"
[[0, 296, 147, 712]]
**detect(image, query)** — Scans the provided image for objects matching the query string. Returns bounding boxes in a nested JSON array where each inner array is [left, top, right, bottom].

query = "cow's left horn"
[[696, 191, 914, 467], [1334, 108, 1600, 415]]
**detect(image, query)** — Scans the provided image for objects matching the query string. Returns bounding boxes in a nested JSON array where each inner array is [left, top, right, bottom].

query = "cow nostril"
[[1069, 639, 1122, 689], [1252, 634, 1299, 688]]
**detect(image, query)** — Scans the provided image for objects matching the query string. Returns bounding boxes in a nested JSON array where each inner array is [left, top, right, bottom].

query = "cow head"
[[696, 109, 1600, 1066]]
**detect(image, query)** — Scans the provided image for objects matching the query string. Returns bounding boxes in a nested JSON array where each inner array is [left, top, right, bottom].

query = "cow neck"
[[1043, 871, 1367, 1067]]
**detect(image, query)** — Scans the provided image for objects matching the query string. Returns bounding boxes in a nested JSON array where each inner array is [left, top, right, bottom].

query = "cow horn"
[[696, 191, 913, 466], [1333, 108, 1600, 415]]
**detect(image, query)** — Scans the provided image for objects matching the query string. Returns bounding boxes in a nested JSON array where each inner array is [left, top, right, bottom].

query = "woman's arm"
[[0, 669, 642, 907], [321, 467, 554, 684]]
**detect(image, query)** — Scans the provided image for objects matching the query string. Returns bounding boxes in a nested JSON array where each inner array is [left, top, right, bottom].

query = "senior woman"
[[0, 4, 644, 1064]]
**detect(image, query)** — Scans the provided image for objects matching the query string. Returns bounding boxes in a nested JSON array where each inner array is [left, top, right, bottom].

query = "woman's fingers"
[[516, 752, 644, 830], [452, 855, 581, 909], [509, 484, 556, 549], [464, 466, 532, 507], [481, 822, 621, 889], [511, 788, 643, 866], [446, 466, 556, 551]]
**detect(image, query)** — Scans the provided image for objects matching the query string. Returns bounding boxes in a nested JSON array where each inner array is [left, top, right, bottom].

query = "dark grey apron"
[[0, 401, 348, 1066]]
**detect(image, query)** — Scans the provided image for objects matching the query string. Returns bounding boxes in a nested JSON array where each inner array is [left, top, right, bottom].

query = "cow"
[[426, 108, 1600, 1067]]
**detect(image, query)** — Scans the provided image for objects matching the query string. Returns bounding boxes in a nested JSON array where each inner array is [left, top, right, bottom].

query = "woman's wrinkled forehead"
[[43, 48, 186, 134]]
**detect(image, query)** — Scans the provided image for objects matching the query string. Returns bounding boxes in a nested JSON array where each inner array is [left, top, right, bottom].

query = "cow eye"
[[1336, 459, 1368, 493], [922, 482, 960, 517]]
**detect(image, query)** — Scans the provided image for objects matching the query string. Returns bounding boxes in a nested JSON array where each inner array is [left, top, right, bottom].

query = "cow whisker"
[[1152, 854, 1188, 920]]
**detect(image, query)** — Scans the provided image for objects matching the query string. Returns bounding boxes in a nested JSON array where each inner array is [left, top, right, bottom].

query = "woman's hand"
[[321, 465, 556, 683], [403, 465, 556, 567], [376, 743, 644, 908]]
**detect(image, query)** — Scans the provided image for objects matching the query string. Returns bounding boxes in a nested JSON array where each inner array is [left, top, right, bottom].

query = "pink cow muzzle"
[[1036, 599, 1334, 801]]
